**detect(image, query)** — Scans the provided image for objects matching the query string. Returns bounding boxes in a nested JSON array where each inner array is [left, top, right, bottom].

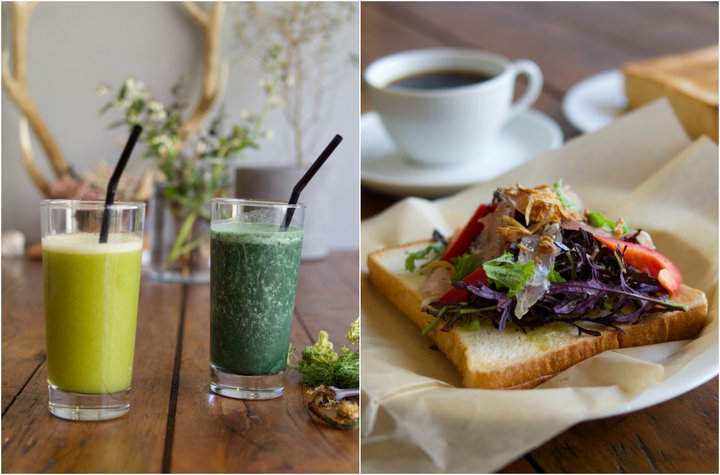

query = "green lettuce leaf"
[[553, 179, 580, 211], [450, 253, 481, 282], [482, 252, 535, 297], [587, 211, 630, 234], [405, 241, 445, 272]]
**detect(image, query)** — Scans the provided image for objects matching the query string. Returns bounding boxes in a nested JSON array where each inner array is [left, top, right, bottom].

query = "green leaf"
[[404, 241, 445, 272], [553, 179, 579, 211], [98, 102, 114, 116], [548, 267, 566, 283], [450, 253, 481, 283], [482, 252, 535, 297], [107, 119, 129, 130], [587, 211, 630, 233], [118, 82, 127, 100], [587, 211, 614, 231]]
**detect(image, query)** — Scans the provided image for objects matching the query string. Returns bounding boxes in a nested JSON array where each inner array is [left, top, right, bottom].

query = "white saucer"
[[361, 110, 563, 198], [563, 69, 627, 133]]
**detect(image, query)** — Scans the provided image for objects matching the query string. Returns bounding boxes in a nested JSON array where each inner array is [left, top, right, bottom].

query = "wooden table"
[[361, 2, 718, 473], [2, 252, 359, 473]]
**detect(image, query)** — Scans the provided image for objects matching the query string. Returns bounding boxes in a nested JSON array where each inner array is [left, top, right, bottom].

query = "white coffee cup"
[[364, 48, 543, 166]]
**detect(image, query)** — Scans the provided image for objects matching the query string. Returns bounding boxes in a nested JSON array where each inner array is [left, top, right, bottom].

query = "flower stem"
[[177, 228, 211, 257], [166, 208, 199, 267], [250, 69, 278, 143]]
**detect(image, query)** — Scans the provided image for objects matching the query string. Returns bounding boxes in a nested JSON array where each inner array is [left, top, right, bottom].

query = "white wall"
[[1, 2, 359, 250]]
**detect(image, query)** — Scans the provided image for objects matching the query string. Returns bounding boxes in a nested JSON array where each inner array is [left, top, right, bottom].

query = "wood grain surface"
[[2, 252, 359, 473], [361, 2, 718, 473]]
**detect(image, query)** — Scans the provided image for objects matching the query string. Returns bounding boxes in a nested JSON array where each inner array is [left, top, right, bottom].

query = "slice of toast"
[[367, 240, 708, 389], [623, 45, 718, 141]]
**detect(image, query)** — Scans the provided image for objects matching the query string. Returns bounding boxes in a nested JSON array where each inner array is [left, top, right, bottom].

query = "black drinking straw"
[[99, 124, 143, 243], [280, 134, 343, 231]]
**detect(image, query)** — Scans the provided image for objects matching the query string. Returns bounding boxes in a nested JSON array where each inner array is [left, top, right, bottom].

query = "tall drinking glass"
[[210, 198, 305, 400], [41, 200, 145, 421]]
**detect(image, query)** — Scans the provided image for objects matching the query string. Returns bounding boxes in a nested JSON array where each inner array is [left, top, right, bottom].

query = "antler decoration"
[[1, 2, 228, 198], [180, 1, 228, 146], [2, 1, 70, 195]]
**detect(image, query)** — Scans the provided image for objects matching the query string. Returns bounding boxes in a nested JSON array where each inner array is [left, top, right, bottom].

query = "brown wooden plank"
[[499, 455, 539, 473], [527, 2, 718, 55], [501, 377, 719, 473], [361, 3, 442, 114], [1, 266, 183, 473], [2, 259, 47, 412], [366, 2, 717, 92], [295, 251, 359, 345], [169, 253, 359, 473]]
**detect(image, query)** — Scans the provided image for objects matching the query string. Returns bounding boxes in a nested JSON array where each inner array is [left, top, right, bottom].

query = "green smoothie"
[[210, 221, 304, 376], [42, 233, 143, 395]]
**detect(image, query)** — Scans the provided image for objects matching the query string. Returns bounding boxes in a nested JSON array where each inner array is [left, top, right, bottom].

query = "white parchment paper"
[[360, 99, 718, 473]]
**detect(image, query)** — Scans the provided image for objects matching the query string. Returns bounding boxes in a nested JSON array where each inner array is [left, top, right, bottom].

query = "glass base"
[[209, 365, 284, 400], [48, 385, 130, 421]]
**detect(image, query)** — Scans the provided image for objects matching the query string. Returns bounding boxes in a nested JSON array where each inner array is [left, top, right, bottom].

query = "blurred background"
[[361, 2, 718, 218], [2, 2, 359, 255]]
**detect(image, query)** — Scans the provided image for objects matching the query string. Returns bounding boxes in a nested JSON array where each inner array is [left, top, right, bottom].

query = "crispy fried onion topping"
[[497, 215, 559, 254], [497, 183, 584, 225]]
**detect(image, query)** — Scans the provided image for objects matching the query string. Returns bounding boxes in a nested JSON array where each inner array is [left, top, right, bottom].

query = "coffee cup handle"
[[509, 59, 543, 118]]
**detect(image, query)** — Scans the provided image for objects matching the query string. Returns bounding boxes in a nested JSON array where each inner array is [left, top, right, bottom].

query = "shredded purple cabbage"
[[426, 229, 685, 336]]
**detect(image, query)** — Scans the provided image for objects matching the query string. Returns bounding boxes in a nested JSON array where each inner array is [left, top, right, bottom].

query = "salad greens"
[[405, 241, 445, 272], [426, 228, 687, 336], [482, 252, 535, 297], [450, 254, 481, 282], [553, 178, 580, 210], [587, 211, 630, 234], [417, 181, 687, 337]]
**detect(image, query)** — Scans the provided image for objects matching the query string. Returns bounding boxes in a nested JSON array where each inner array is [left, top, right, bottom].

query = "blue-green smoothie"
[[210, 221, 303, 376]]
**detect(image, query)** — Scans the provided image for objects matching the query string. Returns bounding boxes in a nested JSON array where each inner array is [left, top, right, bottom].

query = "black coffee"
[[387, 69, 494, 90]]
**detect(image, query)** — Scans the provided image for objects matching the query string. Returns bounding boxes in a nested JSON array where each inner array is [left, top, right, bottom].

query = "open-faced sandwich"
[[367, 181, 708, 389]]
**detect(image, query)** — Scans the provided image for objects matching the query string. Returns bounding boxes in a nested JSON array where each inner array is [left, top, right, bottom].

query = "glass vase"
[[147, 158, 234, 284]]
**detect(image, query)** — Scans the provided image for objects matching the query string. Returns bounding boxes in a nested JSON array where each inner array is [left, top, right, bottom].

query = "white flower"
[[258, 77, 277, 94], [150, 110, 167, 122], [151, 134, 172, 147], [263, 129, 275, 139], [111, 98, 132, 109], [95, 83, 113, 97], [239, 109, 252, 120], [124, 77, 148, 101], [195, 141, 207, 155], [269, 95, 283, 107], [284, 74, 295, 86], [148, 100, 164, 112]]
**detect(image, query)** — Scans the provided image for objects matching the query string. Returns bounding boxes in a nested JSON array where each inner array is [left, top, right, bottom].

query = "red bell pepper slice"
[[437, 268, 490, 303], [594, 234, 682, 295], [441, 203, 493, 262]]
